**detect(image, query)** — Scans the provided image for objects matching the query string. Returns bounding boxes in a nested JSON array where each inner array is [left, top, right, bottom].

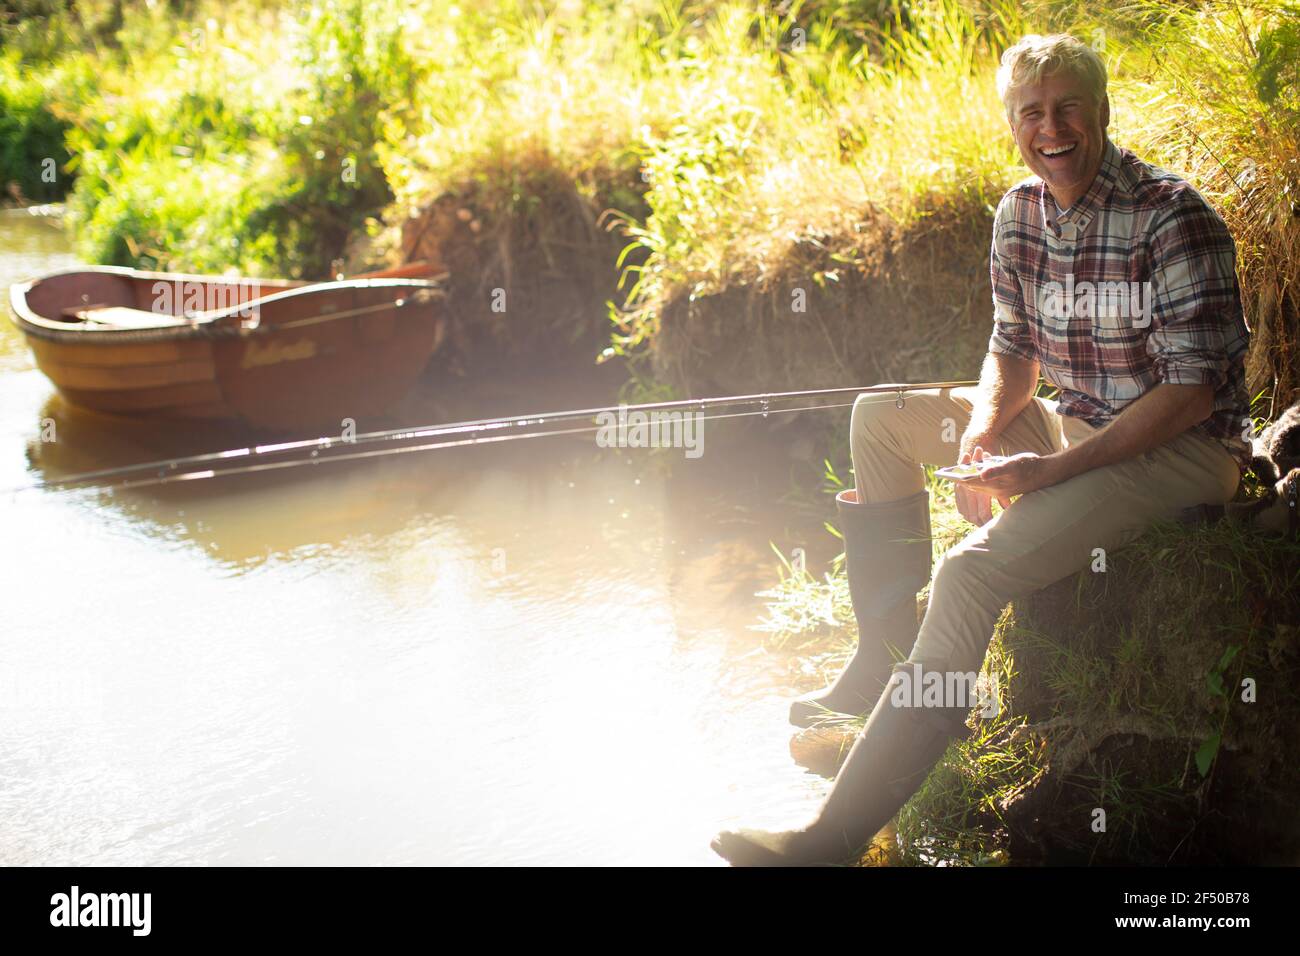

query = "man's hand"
[[954, 351, 1040, 525], [954, 435, 1006, 526], [953, 429, 1070, 525], [961, 451, 1068, 502]]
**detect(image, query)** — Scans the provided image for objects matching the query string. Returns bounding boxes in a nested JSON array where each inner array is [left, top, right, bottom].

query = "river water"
[[0, 212, 843, 865]]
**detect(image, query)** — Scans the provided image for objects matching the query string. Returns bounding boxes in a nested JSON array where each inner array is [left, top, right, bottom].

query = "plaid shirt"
[[988, 137, 1252, 473]]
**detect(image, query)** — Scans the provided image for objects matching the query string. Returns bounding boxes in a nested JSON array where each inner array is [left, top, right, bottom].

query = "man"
[[713, 33, 1251, 866]]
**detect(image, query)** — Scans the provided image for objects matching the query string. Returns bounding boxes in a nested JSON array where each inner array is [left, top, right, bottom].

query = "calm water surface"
[[0, 212, 838, 865]]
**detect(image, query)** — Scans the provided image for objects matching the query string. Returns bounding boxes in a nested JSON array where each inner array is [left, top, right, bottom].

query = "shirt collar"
[[1041, 137, 1122, 235]]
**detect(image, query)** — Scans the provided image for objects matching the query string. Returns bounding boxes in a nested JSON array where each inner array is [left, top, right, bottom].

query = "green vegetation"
[[3, 0, 423, 274], [6, 1, 1295, 387], [0, 48, 71, 203]]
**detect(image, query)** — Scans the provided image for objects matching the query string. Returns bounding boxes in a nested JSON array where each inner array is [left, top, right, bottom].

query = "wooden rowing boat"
[[8, 264, 448, 431]]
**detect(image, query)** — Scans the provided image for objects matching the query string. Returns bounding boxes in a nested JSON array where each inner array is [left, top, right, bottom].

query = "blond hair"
[[997, 34, 1107, 119]]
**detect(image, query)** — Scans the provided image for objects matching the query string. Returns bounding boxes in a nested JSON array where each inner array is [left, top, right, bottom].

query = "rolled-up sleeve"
[[1144, 197, 1242, 390], [988, 215, 1037, 362]]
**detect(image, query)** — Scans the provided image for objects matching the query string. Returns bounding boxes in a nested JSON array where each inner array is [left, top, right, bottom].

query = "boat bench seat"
[[66, 305, 193, 329]]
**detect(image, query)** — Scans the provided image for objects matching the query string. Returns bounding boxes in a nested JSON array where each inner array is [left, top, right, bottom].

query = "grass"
[[56, 0, 417, 276], [4, 1, 1295, 386], [610, 0, 1029, 356]]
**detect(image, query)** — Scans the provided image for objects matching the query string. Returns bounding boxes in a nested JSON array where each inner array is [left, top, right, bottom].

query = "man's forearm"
[[964, 351, 1039, 447], [1047, 382, 1215, 481]]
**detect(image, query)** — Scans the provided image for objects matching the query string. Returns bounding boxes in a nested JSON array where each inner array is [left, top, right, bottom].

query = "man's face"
[[1008, 69, 1109, 204]]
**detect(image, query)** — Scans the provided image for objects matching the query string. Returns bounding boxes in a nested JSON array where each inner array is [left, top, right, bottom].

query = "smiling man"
[[713, 33, 1251, 866]]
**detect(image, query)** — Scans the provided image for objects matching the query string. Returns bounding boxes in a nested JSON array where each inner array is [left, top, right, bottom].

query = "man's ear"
[[1100, 93, 1110, 130]]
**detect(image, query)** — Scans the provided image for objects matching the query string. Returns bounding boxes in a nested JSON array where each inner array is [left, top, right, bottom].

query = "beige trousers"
[[850, 386, 1241, 674]]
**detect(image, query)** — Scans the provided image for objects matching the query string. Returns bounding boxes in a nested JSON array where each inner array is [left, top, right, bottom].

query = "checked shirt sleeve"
[[1144, 196, 1242, 391], [987, 197, 1038, 363]]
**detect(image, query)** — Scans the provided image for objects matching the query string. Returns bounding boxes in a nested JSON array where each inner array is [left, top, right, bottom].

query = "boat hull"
[[9, 267, 447, 431]]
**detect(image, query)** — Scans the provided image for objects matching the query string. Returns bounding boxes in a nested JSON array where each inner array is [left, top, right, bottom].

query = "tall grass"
[[1097, 0, 1300, 408], [613, 0, 1300, 383], [611, 0, 1028, 353], [5, 0, 1296, 388]]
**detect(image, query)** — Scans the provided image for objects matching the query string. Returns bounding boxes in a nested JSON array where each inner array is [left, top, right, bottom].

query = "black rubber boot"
[[789, 489, 932, 728], [716, 668, 971, 866]]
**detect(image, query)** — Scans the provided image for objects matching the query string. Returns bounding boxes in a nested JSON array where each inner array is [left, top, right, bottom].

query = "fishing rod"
[[22, 379, 981, 493]]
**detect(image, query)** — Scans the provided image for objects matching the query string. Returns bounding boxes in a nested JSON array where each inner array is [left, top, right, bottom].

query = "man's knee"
[[851, 391, 890, 434], [931, 541, 996, 599], [850, 392, 904, 458]]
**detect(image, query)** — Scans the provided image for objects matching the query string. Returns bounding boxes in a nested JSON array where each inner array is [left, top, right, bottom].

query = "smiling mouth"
[[1038, 143, 1078, 158]]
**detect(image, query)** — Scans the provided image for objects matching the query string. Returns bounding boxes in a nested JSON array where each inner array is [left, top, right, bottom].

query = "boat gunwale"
[[8, 265, 447, 345]]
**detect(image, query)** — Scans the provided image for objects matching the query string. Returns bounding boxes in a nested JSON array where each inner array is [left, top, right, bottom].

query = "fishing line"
[[18, 379, 981, 493]]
